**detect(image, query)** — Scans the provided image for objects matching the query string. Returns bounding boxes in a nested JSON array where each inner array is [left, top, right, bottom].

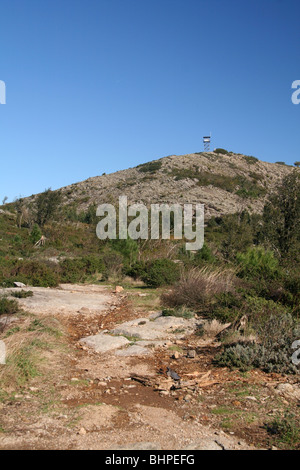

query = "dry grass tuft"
[[202, 319, 232, 338], [161, 267, 236, 310]]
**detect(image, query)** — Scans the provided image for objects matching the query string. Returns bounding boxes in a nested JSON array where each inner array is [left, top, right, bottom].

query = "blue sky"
[[0, 0, 300, 202]]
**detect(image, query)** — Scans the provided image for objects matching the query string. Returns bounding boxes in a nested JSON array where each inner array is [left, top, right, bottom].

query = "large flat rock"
[[0, 284, 112, 316], [112, 315, 197, 340], [80, 332, 130, 353], [114, 345, 151, 357]]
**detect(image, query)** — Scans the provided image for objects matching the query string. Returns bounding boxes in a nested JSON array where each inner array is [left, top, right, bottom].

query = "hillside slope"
[[29, 151, 294, 219]]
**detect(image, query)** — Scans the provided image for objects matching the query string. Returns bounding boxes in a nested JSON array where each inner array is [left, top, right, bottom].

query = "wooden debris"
[[130, 370, 218, 393], [35, 235, 46, 247]]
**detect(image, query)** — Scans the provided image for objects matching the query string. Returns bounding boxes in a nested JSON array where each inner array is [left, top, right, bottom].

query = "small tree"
[[141, 259, 181, 287], [30, 224, 42, 244], [294, 161, 300, 167], [36, 188, 62, 227], [14, 197, 29, 228], [263, 171, 300, 255], [236, 247, 279, 280]]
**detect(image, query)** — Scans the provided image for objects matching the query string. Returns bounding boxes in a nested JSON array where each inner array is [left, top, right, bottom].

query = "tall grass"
[[161, 267, 236, 310]]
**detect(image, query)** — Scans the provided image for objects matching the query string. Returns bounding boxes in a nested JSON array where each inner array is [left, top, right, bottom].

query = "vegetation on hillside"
[[0, 167, 299, 379]]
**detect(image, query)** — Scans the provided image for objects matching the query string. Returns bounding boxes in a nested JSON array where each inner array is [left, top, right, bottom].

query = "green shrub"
[[0, 297, 19, 315], [283, 272, 300, 312], [243, 155, 259, 164], [125, 261, 146, 280], [101, 252, 123, 279], [30, 224, 42, 244], [80, 204, 97, 225], [218, 212, 257, 259], [35, 188, 62, 226], [214, 148, 228, 155], [170, 168, 266, 199], [214, 343, 259, 372], [193, 243, 215, 265], [265, 412, 299, 449], [138, 161, 162, 173], [209, 291, 245, 323], [13, 235, 22, 245], [9, 260, 59, 287], [236, 247, 279, 280], [161, 306, 194, 319], [82, 255, 105, 275], [60, 256, 105, 283], [262, 171, 300, 255], [215, 313, 300, 374], [142, 259, 181, 287], [11, 290, 34, 299], [110, 239, 139, 266]]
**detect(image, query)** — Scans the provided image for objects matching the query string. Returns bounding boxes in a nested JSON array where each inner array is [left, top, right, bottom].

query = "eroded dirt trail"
[[0, 285, 261, 449]]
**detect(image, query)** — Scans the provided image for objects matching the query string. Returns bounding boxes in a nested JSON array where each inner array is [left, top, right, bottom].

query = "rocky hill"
[[31, 151, 294, 219]]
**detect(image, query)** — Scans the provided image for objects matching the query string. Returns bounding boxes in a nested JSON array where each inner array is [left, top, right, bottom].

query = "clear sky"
[[0, 0, 300, 202]]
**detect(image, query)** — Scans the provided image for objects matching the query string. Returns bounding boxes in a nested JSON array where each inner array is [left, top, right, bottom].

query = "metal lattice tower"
[[203, 135, 211, 152]]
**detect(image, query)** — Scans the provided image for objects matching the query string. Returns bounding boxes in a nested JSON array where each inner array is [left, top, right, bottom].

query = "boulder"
[[114, 286, 124, 293], [14, 282, 26, 288], [275, 383, 300, 401]]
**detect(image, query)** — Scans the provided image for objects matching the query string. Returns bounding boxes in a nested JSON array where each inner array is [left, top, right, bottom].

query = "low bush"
[[138, 161, 162, 173], [193, 243, 215, 265], [171, 168, 266, 198], [0, 297, 19, 315], [214, 148, 228, 155], [110, 239, 139, 266], [208, 291, 245, 323], [11, 290, 34, 299], [141, 259, 181, 287], [8, 260, 59, 288], [236, 247, 279, 280], [283, 272, 300, 313], [101, 252, 123, 279], [30, 224, 42, 244], [265, 412, 300, 449], [125, 261, 146, 280], [161, 306, 194, 319], [214, 312, 300, 374], [60, 255, 105, 283], [214, 343, 259, 372], [243, 155, 259, 165]]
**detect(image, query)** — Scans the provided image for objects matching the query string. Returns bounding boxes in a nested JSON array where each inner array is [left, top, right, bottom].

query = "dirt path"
[[1, 284, 292, 450]]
